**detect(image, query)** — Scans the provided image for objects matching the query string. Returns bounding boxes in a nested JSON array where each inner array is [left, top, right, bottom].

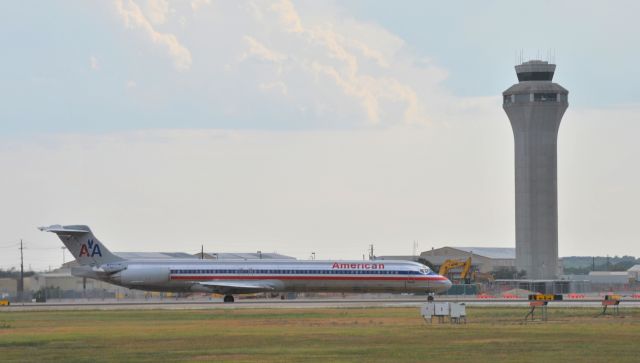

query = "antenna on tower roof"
[[519, 49, 523, 64]]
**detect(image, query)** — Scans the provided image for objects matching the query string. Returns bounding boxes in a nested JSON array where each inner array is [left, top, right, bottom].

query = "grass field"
[[1, 306, 639, 362]]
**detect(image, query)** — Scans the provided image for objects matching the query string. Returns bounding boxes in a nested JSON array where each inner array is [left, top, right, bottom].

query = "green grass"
[[1, 307, 639, 362]]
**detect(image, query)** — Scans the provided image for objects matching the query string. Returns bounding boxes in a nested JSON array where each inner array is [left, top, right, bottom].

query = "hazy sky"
[[1, 1, 639, 270]]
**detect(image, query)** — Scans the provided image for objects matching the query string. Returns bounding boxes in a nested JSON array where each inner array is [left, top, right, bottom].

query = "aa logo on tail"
[[79, 239, 102, 257]]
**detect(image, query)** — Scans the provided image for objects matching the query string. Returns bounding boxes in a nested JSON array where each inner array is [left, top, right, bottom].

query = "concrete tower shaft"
[[503, 60, 568, 279]]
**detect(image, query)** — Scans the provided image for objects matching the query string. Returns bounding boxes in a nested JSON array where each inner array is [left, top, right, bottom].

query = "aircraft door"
[[405, 279, 416, 290]]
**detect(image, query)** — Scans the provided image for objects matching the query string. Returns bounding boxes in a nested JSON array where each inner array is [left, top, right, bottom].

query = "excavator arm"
[[439, 257, 473, 283]]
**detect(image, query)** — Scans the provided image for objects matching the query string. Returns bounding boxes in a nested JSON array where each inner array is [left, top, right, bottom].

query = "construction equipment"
[[438, 257, 472, 283], [472, 270, 495, 283], [0, 299, 10, 306]]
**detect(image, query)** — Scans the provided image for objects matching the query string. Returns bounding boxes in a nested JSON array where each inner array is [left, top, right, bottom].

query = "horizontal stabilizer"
[[38, 225, 90, 235]]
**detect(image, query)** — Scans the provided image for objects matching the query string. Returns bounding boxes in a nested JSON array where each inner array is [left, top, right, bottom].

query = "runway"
[[4, 297, 640, 311]]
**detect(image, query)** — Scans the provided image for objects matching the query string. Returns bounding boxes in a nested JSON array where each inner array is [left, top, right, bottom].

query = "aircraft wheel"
[[223, 295, 235, 303]]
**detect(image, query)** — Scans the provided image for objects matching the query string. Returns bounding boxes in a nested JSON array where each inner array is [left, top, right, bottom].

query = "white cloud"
[[113, 0, 192, 71], [237, 0, 439, 124], [142, 0, 169, 25], [190, 0, 211, 12], [240, 36, 287, 63], [102, 0, 451, 125], [271, 0, 303, 33], [259, 81, 288, 96], [89, 55, 99, 70]]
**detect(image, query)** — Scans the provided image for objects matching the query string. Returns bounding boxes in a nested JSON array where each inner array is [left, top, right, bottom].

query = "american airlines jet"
[[40, 225, 452, 302]]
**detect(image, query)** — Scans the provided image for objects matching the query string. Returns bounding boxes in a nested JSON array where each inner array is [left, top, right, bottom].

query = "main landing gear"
[[223, 295, 235, 303]]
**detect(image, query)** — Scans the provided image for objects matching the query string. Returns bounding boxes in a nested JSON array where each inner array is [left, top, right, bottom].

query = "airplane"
[[39, 224, 452, 302]]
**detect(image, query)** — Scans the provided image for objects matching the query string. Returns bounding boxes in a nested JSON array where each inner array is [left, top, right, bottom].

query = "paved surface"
[[3, 298, 640, 311]]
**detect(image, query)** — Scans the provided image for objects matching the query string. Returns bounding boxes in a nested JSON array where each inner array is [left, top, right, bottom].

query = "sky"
[[1, 1, 639, 270]]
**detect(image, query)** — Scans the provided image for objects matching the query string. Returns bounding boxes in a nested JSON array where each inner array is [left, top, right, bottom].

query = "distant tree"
[[0, 268, 35, 278], [562, 255, 639, 272], [610, 260, 636, 271], [564, 267, 591, 275], [491, 267, 526, 279], [0, 268, 16, 278]]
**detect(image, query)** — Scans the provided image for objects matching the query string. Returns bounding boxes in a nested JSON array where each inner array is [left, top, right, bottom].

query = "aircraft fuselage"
[[93, 259, 452, 295]]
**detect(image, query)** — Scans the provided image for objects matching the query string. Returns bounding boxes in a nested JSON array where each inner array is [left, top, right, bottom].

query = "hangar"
[[420, 246, 515, 273]]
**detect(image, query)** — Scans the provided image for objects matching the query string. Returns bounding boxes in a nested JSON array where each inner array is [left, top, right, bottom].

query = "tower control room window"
[[517, 71, 554, 81], [533, 93, 557, 102]]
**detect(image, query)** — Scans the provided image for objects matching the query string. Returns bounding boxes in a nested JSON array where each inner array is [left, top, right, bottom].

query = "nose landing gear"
[[223, 295, 235, 303]]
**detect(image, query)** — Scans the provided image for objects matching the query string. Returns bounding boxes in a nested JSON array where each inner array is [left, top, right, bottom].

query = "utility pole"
[[368, 244, 374, 260], [18, 239, 24, 302]]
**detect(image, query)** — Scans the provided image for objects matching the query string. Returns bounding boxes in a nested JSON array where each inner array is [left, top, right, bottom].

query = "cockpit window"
[[420, 268, 431, 274]]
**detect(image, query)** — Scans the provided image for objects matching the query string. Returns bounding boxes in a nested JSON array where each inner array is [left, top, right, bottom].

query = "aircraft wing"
[[195, 280, 279, 293]]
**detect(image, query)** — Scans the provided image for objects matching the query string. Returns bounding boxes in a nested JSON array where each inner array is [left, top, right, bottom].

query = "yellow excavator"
[[471, 270, 495, 283], [438, 257, 472, 283]]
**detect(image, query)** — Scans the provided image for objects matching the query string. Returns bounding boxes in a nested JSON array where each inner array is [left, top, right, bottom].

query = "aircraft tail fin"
[[39, 225, 123, 266]]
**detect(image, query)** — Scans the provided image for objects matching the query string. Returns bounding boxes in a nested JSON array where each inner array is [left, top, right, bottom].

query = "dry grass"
[[1, 306, 639, 362]]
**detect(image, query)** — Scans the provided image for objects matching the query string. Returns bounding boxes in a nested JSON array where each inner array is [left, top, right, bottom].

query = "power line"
[[0, 243, 20, 248], [24, 246, 61, 250], [2, 240, 59, 250]]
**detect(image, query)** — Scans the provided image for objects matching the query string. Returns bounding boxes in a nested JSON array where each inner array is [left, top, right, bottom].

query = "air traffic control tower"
[[503, 60, 568, 279]]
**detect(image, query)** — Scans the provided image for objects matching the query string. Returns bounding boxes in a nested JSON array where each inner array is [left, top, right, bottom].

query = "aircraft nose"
[[437, 276, 452, 292], [444, 277, 452, 290]]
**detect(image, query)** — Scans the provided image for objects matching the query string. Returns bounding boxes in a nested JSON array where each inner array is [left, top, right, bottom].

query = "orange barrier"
[[567, 293, 585, 299], [476, 294, 496, 299], [502, 293, 519, 299], [631, 294, 640, 299]]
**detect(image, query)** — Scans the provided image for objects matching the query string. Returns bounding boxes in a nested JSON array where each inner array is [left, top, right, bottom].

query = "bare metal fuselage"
[[77, 259, 452, 295]]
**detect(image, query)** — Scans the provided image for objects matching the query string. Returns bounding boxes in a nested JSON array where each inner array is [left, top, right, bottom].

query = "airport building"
[[503, 60, 568, 279], [628, 265, 640, 282], [376, 247, 515, 274], [420, 247, 515, 273], [587, 271, 631, 285]]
